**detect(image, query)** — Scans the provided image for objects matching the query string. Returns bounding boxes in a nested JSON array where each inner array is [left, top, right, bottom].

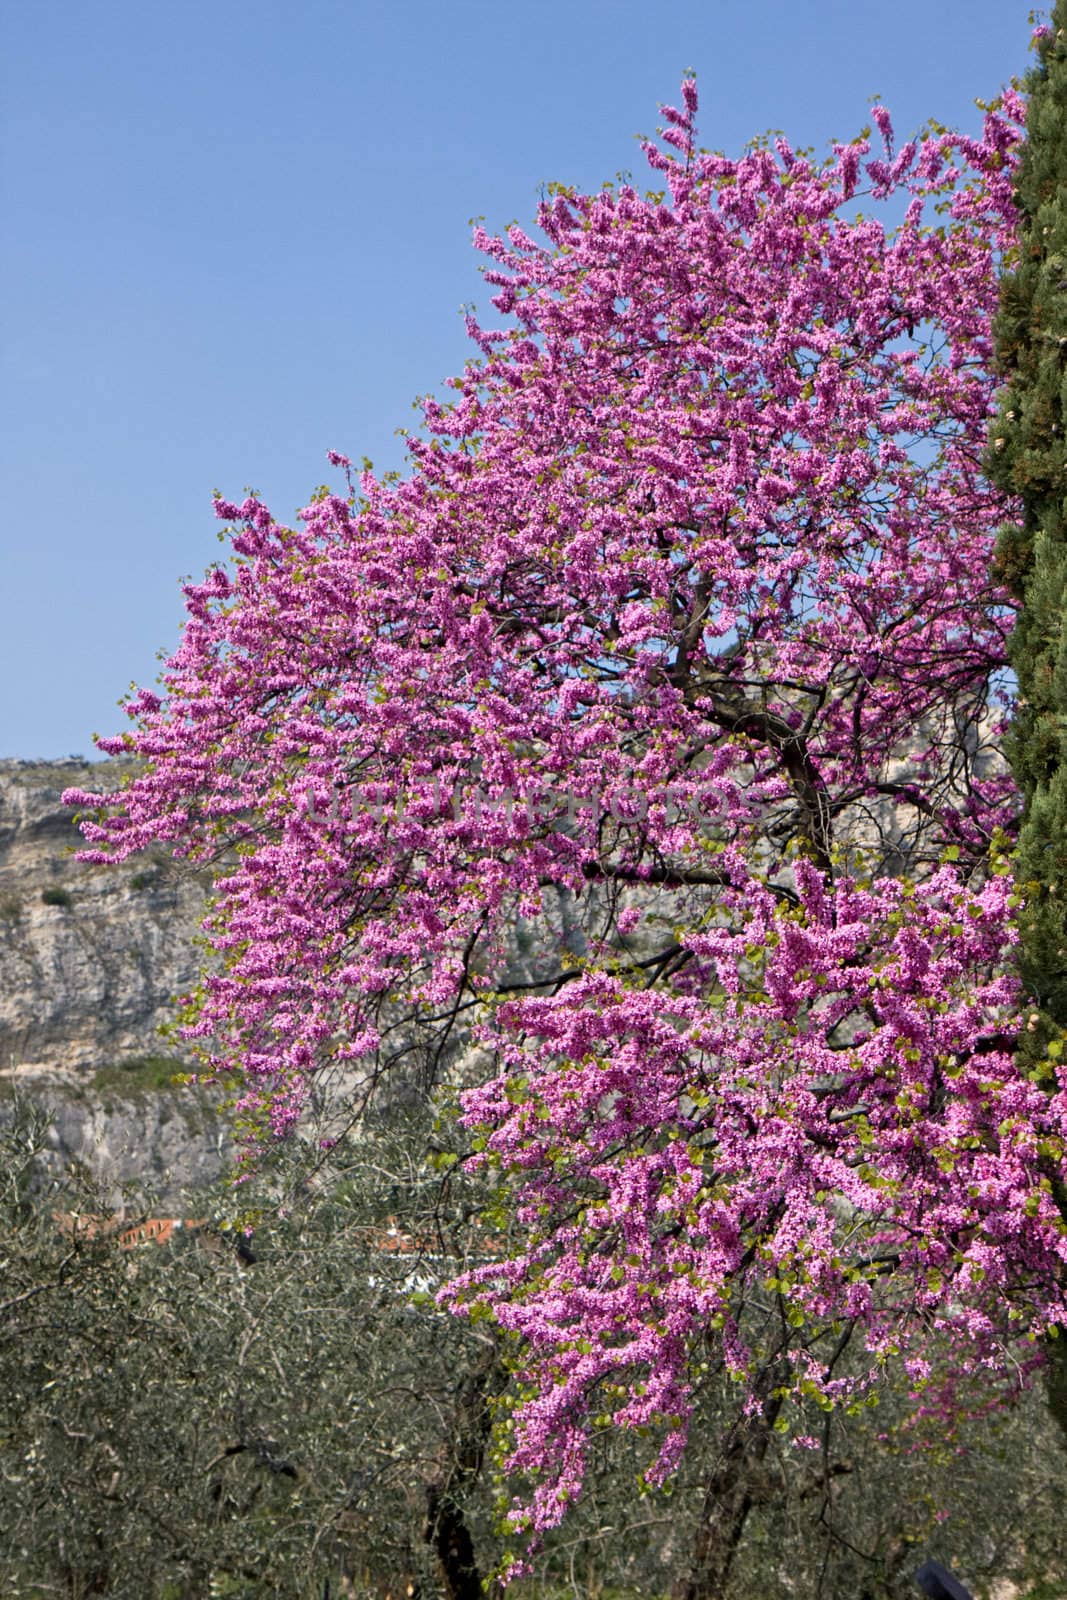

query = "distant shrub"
[[128, 871, 157, 892], [40, 887, 73, 909], [0, 896, 21, 919], [92, 1055, 187, 1096]]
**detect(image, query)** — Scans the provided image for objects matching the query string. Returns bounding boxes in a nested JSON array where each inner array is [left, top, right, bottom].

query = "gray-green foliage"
[[2, 1101, 1067, 1599], [0, 1103, 503, 1600]]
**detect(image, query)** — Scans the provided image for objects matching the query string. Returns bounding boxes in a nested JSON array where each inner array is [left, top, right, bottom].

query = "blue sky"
[[1, 0, 1037, 758]]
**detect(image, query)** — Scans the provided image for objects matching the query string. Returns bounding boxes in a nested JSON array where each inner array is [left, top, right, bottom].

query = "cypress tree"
[[987, 5, 1067, 1436]]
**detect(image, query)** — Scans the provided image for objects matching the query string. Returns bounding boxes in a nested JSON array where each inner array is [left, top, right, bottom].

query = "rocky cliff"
[[0, 759, 650, 1202], [0, 759, 229, 1199]]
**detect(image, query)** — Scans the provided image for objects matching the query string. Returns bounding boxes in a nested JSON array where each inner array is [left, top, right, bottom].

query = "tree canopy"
[[66, 74, 1067, 1577]]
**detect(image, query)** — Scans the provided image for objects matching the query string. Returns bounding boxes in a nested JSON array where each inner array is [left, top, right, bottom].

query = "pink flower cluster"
[[65, 80, 1067, 1540], [450, 862, 1066, 1534]]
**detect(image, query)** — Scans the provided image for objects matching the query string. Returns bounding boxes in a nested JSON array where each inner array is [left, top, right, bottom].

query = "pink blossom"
[[63, 81, 1052, 1549]]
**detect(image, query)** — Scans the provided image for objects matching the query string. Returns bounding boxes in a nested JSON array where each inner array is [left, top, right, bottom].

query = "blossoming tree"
[[67, 78, 1067, 1592]]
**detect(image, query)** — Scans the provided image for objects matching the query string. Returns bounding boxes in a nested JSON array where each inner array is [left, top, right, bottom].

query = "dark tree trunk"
[[673, 1362, 786, 1600], [423, 1344, 501, 1600], [425, 1481, 483, 1600]]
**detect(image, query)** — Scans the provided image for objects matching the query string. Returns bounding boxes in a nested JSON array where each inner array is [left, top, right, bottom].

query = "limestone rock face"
[[0, 758, 228, 1199], [0, 758, 209, 1074], [28, 1076, 232, 1207], [0, 760, 686, 1201]]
